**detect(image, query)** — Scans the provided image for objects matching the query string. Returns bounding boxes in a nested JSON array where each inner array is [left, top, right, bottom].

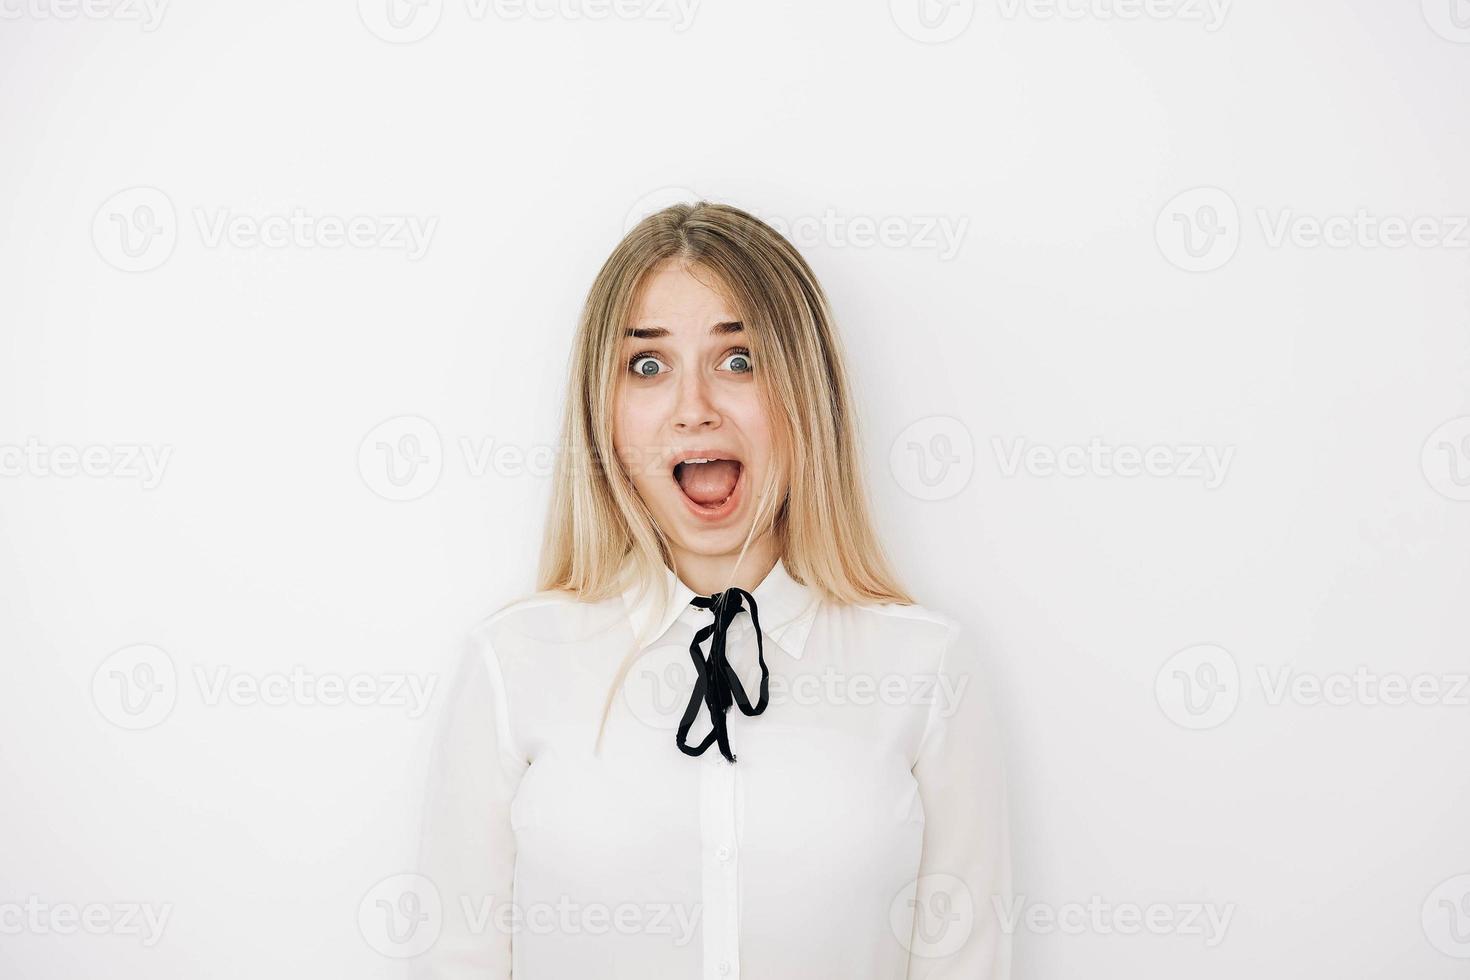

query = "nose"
[[671, 369, 720, 431]]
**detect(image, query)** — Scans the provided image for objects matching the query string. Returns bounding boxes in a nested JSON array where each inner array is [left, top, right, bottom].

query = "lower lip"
[[676, 464, 744, 523]]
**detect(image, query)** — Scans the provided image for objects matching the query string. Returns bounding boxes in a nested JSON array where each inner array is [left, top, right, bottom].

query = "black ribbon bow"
[[676, 586, 770, 763]]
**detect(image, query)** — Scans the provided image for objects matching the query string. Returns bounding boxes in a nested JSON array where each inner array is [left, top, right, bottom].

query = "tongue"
[[677, 460, 740, 506]]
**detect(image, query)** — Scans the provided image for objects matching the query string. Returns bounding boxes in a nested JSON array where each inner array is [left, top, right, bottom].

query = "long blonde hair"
[[532, 200, 914, 754]]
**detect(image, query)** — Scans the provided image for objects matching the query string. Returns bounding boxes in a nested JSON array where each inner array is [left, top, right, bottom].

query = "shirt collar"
[[620, 554, 820, 660]]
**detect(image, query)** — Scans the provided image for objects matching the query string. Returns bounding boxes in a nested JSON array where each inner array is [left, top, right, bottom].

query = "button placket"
[[699, 751, 741, 979]]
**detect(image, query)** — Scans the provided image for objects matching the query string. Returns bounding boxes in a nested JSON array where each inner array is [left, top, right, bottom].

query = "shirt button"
[[719, 960, 731, 974], [716, 844, 731, 861]]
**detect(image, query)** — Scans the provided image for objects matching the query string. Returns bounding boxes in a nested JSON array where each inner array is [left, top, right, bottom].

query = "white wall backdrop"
[[3, 0, 1469, 977]]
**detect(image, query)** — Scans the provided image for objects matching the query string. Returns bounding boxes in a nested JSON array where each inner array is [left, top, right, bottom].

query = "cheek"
[[731, 398, 774, 466], [611, 389, 643, 449], [741, 403, 787, 501], [612, 395, 662, 483]]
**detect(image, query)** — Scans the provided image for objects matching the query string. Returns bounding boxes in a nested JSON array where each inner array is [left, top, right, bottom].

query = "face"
[[612, 259, 780, 561]]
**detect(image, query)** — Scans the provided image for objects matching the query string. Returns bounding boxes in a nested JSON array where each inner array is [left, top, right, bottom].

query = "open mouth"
[[673, 456, 744, 511]]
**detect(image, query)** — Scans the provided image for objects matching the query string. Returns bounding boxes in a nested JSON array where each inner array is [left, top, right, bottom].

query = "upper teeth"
[[683, 457, 715, 464]]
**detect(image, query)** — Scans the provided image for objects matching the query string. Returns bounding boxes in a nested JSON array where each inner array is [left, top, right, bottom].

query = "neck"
[[672, 534, 780, 598]]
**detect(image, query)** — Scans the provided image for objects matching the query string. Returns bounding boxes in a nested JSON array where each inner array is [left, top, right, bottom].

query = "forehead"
[[628, 261, 737, 332]]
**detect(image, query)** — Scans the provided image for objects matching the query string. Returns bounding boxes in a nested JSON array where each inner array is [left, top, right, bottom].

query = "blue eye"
[[628, 353, 667, 377], [722, 349, 753, 373]]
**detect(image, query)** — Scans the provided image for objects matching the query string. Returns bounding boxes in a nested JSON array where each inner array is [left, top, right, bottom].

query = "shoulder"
[[837, 598, 987, 677], [467, 587, 627, 659], [854, 597, 958, 633], [846, 598, 960, 647]]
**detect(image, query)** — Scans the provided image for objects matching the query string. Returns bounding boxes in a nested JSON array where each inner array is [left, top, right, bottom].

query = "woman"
[[412, 202, 1010, 979]]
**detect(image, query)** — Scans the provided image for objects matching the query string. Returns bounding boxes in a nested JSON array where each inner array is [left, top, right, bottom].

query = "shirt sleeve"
[[409, 624, 528, 979], [904, 622, 1013, 979]]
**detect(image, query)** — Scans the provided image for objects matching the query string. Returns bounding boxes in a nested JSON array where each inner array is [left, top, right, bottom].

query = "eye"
[[627, 352, 667, 378], [720, 348, 754, 374]]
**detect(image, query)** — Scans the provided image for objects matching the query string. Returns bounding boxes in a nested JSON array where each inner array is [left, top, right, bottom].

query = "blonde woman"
[[412, 202, 1010, 979]]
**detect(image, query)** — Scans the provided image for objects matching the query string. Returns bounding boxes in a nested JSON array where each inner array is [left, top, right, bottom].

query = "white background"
[[3, 0, 1469, 976]]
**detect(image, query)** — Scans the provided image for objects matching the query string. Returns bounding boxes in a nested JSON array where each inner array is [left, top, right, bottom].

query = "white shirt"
[[411, 556, 1011, 979]]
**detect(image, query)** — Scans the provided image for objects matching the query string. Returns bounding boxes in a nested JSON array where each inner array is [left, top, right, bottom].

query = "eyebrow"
[[624, 321, 743, 340]]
